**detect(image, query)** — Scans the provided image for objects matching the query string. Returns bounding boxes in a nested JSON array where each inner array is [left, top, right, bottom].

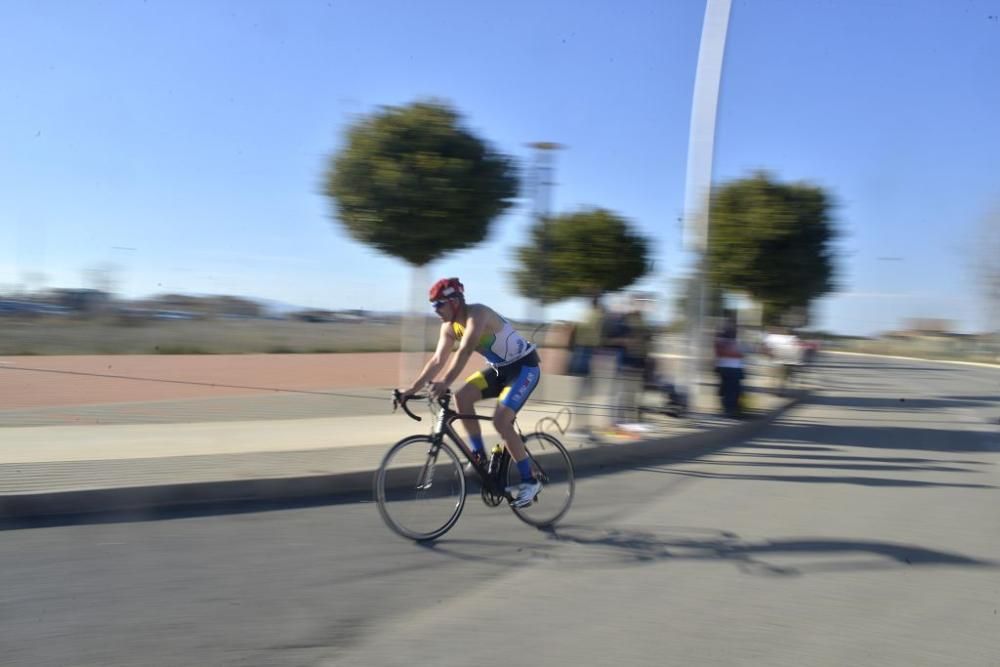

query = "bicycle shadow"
[[536, 524, 998, 576]]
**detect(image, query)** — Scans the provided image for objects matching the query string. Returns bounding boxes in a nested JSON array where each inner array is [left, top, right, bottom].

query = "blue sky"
[[2, 0, 997, 336]]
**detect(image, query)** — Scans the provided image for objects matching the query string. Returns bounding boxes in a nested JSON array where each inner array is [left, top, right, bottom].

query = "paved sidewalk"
[[0, 362, 801, 520]]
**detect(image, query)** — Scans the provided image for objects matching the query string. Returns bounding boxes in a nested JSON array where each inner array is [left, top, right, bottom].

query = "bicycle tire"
[[506, 432, 575, 528], [374, 435, 466, 541]]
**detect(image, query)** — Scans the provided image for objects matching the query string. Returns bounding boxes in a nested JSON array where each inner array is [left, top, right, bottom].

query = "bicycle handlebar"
[[392, 388, 452, 422]]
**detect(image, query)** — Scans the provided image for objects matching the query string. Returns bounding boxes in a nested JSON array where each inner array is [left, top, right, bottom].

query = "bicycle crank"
[[480, 486, 505, 507]]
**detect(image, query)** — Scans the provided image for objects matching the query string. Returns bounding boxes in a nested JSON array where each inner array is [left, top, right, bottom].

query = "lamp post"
[[526, 141, 563, 401], [526, 141, 564, 323], [681, 0, 732, 412]]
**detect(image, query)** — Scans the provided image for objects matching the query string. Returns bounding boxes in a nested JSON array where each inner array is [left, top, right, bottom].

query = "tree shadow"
[[759, 422, 998, 454], [635, 466, 995, 489], [542, 524, 997, 576], [691, 459, 977, 474], [0, 491, 372, 532], [711, 450, 988, 466], [807, 395, 991, 411], [751, 443, 842, 452], [940, 395, 1000, 403]]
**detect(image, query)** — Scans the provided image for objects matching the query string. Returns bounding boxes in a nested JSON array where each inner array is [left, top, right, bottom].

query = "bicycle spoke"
[[508, 432, 575, 528], [375, 436, 466, 541]]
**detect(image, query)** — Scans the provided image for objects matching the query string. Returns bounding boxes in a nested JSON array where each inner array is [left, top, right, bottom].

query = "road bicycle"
[[374, 389, 575, 541]]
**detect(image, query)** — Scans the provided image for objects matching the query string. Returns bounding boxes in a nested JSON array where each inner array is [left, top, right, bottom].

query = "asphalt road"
[[2, 354, 998, 666]]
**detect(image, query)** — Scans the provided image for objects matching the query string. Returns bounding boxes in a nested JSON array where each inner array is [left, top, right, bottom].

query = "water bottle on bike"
[[487, 443, 504, 479]]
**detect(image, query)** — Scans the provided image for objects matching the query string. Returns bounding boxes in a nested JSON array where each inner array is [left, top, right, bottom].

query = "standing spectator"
[[763, 326, 803, 396], [714, 315, 744, 419], [567, 294, 606, 436], [612, 294, 653, 426]]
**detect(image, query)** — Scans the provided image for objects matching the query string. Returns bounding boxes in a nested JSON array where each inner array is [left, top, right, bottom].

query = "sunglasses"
[[431, 299, 450, 310]]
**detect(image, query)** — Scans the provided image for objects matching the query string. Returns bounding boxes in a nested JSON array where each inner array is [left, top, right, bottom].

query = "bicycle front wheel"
[[374, 436, 466, 541], [507, 432, 575, 529]]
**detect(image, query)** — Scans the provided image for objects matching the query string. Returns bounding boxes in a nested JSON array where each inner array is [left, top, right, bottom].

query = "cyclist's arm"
[[404, 322, 456, 394], [437, 305, 488, 388]]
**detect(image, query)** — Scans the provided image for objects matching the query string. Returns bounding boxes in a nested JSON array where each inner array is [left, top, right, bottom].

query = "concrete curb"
[[0, 394, 806, 522]]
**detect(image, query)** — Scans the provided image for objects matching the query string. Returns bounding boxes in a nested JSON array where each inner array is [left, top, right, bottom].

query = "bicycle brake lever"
[[395, 390, 421, 422]]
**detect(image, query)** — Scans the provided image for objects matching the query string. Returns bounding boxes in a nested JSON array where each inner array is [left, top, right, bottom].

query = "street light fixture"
[[525, 141, 564, 318]]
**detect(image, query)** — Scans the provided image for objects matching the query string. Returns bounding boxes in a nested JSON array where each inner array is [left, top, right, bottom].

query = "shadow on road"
[[759, 422, 997, 454], [636, 466, 995, 489], [0, 491, 373, 532], [807, 395, 992, 411], [941, 395, 1000, 403], [691, 458, 978, 474], [710, 450, 988, 466], [542, 524, 998, 576]]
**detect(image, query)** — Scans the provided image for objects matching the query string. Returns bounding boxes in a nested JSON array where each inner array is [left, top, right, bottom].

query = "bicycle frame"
[[397, 391, 519, 499], [381, 389, 576, 539], [432, 408, 512, 498]]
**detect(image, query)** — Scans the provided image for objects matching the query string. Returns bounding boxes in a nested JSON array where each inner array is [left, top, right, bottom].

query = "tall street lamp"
[[526, 141, 564, 322], [526, 141, 563, 401], [681, 0, 732, 412]]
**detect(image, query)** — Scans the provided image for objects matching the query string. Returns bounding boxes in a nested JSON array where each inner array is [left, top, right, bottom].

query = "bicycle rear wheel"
[[507, 432, 575, 528], [374, 435, 466, 541]]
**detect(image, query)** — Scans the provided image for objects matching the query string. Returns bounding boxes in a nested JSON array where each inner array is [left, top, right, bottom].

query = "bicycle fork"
[[416, 442, 442, 490]]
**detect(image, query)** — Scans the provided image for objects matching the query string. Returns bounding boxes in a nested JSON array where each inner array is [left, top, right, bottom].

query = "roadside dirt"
[[0, 350, 567, 409]]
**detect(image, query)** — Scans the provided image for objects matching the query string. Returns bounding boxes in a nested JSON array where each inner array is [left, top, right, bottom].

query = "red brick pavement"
[[0, 350, 568, 409]]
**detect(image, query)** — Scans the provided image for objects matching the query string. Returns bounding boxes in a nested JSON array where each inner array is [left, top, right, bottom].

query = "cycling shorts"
[[464, 350, 541, 412]]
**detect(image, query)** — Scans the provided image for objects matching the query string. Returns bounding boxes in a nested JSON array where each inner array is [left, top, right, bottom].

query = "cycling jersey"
[[452, 317, 535, 366]]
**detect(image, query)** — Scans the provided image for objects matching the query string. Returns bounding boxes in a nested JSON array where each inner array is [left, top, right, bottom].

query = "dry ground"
[[0, 317, 446, 355]]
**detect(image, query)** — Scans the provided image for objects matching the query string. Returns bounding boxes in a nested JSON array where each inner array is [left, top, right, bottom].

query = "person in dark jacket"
[[714, 316, 744, 418]]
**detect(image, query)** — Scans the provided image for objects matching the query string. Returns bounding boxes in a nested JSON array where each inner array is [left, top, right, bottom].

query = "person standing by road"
[[400, 278, 543, 508], [714, 315, 745, 419], [566, 293, 606, 437], [763, 326, 803, 396], [614, 294, 653, 426]]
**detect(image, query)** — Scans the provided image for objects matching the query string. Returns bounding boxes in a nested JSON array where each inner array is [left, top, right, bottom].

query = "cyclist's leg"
[[493, 363, 541, 473], [455, 371, 492, 457]]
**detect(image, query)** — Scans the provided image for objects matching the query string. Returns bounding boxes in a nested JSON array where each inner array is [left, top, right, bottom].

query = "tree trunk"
[[399, 265, 429, 389]]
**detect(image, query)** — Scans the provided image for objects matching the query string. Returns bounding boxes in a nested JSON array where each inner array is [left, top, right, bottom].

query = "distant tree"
[[708, 171, 838, 324], [513, 207, 651, 303], [324, 99, 518, 267]]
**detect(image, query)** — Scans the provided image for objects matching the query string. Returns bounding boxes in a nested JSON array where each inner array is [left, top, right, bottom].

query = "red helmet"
[[429, 277, 464, 301]]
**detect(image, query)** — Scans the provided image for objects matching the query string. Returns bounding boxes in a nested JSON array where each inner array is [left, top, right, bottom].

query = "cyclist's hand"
[[428, 381, 449, 400], [400, 385, 425, 402]]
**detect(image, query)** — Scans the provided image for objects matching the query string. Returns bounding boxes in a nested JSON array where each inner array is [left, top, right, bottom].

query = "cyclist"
[[401, 277, 542, 508]]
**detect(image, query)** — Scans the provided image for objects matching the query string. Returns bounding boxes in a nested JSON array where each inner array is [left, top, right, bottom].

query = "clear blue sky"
[[2, 0, 997, 336]]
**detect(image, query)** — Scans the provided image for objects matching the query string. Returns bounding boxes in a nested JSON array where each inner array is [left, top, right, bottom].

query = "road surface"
[[2, 354, 997, 666]]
